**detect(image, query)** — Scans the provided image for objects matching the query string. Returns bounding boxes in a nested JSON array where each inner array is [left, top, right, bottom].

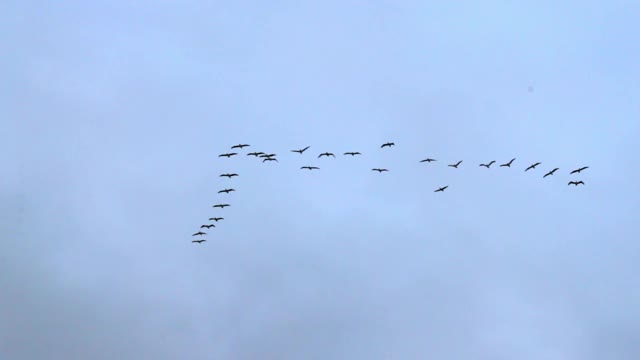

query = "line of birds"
[[192, 142, 589, 243]]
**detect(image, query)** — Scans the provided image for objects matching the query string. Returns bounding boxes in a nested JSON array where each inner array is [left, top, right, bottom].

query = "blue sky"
[[2, 1, 639, 359]]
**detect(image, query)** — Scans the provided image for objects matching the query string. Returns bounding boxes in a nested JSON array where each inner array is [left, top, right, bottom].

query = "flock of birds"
[[190, 142, 589, 244]]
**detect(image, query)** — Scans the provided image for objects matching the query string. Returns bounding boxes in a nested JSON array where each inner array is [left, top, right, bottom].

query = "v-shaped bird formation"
[[190, 142, 590, 244]]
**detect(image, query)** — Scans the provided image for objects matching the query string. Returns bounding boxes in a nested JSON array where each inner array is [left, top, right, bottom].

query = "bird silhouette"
[[344, 152, 361, 156], [209, 217, 224, 222], [420, 158, 436, 163], [218, 153, 238, 158], [434, 186, 448, 192], [479, 160, 496, 168], [318, 152, 336, 158], [192, 240, 206, 244], [570, 166, 589, 174], [247, 152, 264, 157], [543, 168, 559, 178], [262, 157, 278, 162], [218, 188, 235, 194], [259, 153, 277, 158], [525, 162, 541, 171], [448, 160, 463, 168], [200, 224, 215, 229], [301, 166, 320, 170], [231, 144, 250, 149], [372, 168, 388, 172], [220, 173, 239, 178], [213, 204, 230, 208], [381, 142, 395, 148], [568, 181, 585, 186], [500, 158, 516, 167], [192, 232, 206, 236], [291, 146, 311, 154]]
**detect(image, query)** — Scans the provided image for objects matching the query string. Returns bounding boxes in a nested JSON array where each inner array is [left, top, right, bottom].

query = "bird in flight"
[[263, 157, 278, 162], [500, 158, 516, 167], [570, 166, 589, 174], [213, 204, 230, 208], [372, 168, 388, 172], [192, 231, 206, 236], [479, 160, 496, 168], [568, 181, 585, 186], [301, 166, 320, 170], [231, 144, 250, 149], [381, 142, 395, 148], [218, 188, 235, 194], [344, 152, 361, 156], [434, 186, 448, 192], [318, 152, 336, 158], [259, 153, 277, 158], [291, 146, 311, 154], [247, 152, 264, 157], [448, 160, 463, 168], [525, 162, 541, 171], [220, 173, 239, 178], [218, 152, 238, 158], [420, 158, 436, 163], [543, 168, 559, 178], [209, 217, 224, 222], [200, 224, 215, 229], [192, 239, 206, 244]]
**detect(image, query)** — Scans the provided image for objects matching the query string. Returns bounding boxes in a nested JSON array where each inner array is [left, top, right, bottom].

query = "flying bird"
[[372, 168, 388, 172], [200, 224, 215, 229], [209, 217, 224, 222], [479, 160, 496, 168], [525, 162, 541, 171], [568, 181, 585, 186], [218, 152, 238, 158], [434, 186, 448, 192], [220, 173, 239, 178], [420, 158, 436, 163], [543, 168, 559, 178], [301, 166, 320, 170], [344, 152, 361, 156], [192, 240, 206, 244], [213, 204, 230, 208], [381, 142, 395, 148], [247, 152, 264, 157], [263, 157, 278, 162], [318, 152, 336, 158], [500, 158, 516, 167], [259, 153, 277, 158], [231, 144, 250, 149], [570, 166, 589, 174], [192, 232, 206, 236], [448, 160, 463, 168], [291, 146, 311, 154], [218, 188, 235, 194]]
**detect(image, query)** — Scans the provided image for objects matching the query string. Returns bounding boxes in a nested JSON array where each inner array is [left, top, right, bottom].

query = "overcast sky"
[[2, 1, 640, 359]]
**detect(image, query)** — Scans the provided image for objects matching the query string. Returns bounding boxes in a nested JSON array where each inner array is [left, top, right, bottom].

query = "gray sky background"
[[2, 1, 639, 359]]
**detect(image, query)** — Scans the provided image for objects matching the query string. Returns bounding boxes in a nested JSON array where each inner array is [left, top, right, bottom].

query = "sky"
[[1, 0, 640, 359]]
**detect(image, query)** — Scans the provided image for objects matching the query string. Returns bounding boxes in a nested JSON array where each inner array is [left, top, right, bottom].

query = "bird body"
[[192, 232, 206, 236], [192, 240, 206, 244], [218, 152, 238, 158], [381, 142, 395, 148], [543, 168, 559, 178], [209, 217, 224, 222], [262, 157, 278, 162], [318, 152, 336, 158], [448, 160, 463, 168], [218, 188, 235, 194], [220, 173, 239, 178], [200, 224, 215, 229], [372, 168, 388, 172], [301, 166, 320, 170], [344, 152, 361, 156], [213, 204, 230, 208], [500, 158, 516, 167], [231, 144, 250, 149], [568, 181, 585, 186], [434, 186, 448, 192], [480, 160, 496, 168], [420, 158, 436, 163], [247, 152, 264, 157], [525, 162, 541, 171], [291, 146, 310, 154], [570, 166, 589, 174]]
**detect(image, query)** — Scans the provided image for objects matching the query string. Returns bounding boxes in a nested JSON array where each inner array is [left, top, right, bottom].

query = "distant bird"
[[263, 157, 278, 162], [318, 152, 336, 158], [434, 186, 448, 192], [525, 162, 541, 171], [500, 158, 516, 167], [220, 173, 239, 178], [231, 144, 250, 149], [192, 232, 206, 236], [479, 160, 496, 168], [200, 224, 215, 229], [301, 166, 320, 170], [259, 153, 276, 158], [570, 166, 589, 174], [568, 181, 585, 186], [218, 152, 238, 158], [372, 168, 388, 172], [208, 217, 224, 222], [543, 168, 559, 178], [218, 188, 235, 194], [381, 142, 395, 148], [420, 158, 436, 163], [344, 152, 361, 156], [247, 152, 264, 157], [192, 240, 206, 244], [291, 146, 311, 154], [448, 160, 463, 168], [213, 204, 230, 208]]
